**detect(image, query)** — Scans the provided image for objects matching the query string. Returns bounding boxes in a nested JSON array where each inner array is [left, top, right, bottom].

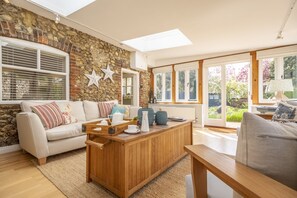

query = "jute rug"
[[35, 149, 191, 198]]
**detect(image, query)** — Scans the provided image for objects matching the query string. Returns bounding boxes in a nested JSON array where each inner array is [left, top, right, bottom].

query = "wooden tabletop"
[[91, 120, 192, 143], [185, 145, 297, 198]]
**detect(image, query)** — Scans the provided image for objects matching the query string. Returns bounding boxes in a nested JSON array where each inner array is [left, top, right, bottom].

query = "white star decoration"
[[101, 65, 114, 83], [85, 70, 101, 88]]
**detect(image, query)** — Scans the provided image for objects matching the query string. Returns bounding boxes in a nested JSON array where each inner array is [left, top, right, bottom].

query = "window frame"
[[175, 68, 198, 102], [154, 71, 172, 102], [0, 37, 69, 104], [258, 52, 297, 103]]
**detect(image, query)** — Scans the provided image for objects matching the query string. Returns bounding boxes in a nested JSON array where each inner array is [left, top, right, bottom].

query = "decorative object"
[[31, 102, 64, 129], [101, 65, 114, 82], [138, 108, 155, 125], [111, 111, 124, 125], [98, 101, 114, 118], [85, 69, 101, 88], [268, 79, 293, 101], [141, 111, 150, 132], [272, 102, 296, 121], [155, 111, 168, 125]]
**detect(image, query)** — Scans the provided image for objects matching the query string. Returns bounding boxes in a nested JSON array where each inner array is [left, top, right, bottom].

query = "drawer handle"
[[85, 140, 111, 150]]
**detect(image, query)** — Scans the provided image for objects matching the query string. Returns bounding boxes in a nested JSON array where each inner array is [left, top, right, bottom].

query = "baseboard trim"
[[0, 144, 21, 154]]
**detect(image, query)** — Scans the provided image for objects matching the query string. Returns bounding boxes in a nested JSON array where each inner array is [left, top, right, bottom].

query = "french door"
[[204, 62, 251, 128]]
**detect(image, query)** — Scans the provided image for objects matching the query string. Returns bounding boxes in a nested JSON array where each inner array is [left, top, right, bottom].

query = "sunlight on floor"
[[193, 127, 238, 156]]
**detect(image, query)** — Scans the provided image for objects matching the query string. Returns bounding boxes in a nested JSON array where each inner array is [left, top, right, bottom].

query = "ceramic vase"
[[141, 111, 149, 132], [138, 108, 155, 125], [155, 111, 168, 125]]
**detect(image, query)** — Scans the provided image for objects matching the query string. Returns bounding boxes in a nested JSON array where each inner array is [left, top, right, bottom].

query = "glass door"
[[204, 62, 251, 128], [225, 62, 250, 128], [205, 66, 226, 127]]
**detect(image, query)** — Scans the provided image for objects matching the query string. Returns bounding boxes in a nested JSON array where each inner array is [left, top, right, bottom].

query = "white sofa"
[[16, 100, 140, 165]]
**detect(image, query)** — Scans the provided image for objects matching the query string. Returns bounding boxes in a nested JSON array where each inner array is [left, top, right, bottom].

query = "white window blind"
[[2, 45, 37, 69], [257, 45, 297, 59], [203, 53, 250, 66], [2, 68, 66, 101], [152, 66, 172, 74], [41, 51, 66, 72], [174, 61, 198, 71], [0, 37, 69, 102]]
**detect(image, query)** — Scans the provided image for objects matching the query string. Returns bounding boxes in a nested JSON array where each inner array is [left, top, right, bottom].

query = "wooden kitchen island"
[[85, 120, 193, 198]]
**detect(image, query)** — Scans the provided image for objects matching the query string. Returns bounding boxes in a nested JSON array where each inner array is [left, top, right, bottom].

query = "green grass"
[[208, 106, 248, 122]]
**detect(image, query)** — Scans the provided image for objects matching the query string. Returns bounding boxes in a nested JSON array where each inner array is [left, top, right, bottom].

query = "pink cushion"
[[98, 102, 114, 118], [31, 102, 64, 129]]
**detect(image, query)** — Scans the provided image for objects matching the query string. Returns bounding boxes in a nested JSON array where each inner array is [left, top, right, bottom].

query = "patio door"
[[204, 62, 251, 128], [204, 65, 226, 127]]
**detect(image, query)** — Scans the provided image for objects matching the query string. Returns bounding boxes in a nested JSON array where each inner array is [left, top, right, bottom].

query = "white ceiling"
[[11, 0, 297, 66]]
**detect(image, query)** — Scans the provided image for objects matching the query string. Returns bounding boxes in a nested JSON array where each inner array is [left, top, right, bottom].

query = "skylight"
[[122, 29, 192, 52], [27, 0, 95, 16]]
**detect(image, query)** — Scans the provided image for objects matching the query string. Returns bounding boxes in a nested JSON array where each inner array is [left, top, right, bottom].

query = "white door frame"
[[121, 68, 139, 106]]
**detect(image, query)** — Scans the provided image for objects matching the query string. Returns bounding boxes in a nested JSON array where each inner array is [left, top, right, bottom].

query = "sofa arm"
[[16, 112, 49, 159], [184, 145, 297, 198]]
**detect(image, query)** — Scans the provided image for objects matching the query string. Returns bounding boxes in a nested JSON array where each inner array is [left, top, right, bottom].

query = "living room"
[[0, 0, 297, 197]]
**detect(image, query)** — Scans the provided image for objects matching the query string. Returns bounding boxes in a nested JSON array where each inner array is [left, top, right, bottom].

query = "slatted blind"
[[41, 51, 66, 72], [2, 45, 37, 69], [2, 68, 66, 101]]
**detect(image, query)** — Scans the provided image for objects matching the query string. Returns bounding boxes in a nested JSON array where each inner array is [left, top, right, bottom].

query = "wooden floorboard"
[[0, 151, 65, 198]]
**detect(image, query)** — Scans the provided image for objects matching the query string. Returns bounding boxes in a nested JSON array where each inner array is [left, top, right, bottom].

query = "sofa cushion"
[[21, 101, 45, 112], [272, 102, 296, 120], [83, 100, 100, 121], [98, 101, 115, 118], [236, 112, 297, 190], [56, 103, 78, 124], [112, 104, 130, 119], [31, 102, 64, 129], [129, 106, 142, 119], [46, 122, 85, 141], [70, 101, 86, 121]]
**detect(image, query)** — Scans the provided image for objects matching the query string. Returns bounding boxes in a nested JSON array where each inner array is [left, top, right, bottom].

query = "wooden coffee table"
[[85, 120, 193, 198]]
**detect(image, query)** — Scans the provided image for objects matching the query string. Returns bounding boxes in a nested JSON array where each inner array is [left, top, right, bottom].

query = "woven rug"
[[35, 149, 190, 198]]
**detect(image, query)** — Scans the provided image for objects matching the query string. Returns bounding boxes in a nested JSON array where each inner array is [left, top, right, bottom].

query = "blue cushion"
[[111, 105, 126, 115]]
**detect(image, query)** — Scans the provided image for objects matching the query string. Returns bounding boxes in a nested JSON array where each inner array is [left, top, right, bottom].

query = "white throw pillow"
[[69, 101, 86, 121], [56, 102, 78, 124], [83, 100, 100, 121], [236, 112, 297, 190]]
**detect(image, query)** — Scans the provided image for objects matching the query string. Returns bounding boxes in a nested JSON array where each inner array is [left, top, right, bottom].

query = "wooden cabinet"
[[86, 121, 192, 198]]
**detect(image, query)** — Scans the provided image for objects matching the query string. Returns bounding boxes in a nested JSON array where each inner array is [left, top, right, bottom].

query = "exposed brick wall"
[[0, 1, 151, 147]]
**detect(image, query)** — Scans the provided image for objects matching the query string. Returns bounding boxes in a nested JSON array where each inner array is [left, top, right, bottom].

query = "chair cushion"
[[31, 102, 64, 129], [46, 122, 84, 141], [83, 100, 100, 121], [236, 112, 297, 190]]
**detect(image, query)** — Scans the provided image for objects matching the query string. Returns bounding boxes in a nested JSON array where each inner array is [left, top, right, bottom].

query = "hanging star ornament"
[[101, 65, 114, 83], [85, 69, 101, 88]]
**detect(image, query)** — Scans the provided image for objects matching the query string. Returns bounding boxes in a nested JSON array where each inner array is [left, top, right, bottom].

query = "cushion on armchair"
[[236, 112, 297, 190]]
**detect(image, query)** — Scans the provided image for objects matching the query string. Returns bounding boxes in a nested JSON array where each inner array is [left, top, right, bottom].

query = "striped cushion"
[[31, 102, 64, 129], [98, 102, 115, 118]]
